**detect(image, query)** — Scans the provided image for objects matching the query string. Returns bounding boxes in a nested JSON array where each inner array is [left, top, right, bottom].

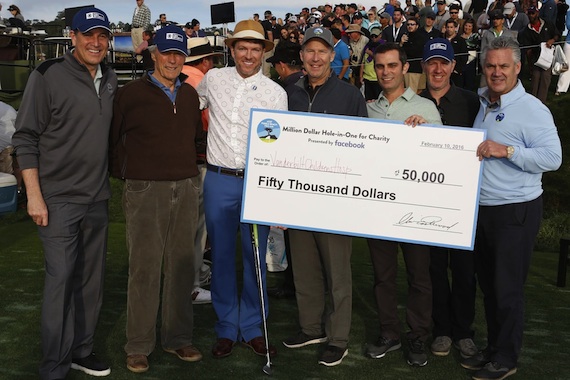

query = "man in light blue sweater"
[[465, 37, 562, 380]]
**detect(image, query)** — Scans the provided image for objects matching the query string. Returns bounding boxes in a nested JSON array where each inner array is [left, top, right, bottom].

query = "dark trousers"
[[430, 247, 476, 340], [38, 201, 108, 380], [475, 196, 542, 368], [367, 239, 432, 341], [531, 66, 552, 103]]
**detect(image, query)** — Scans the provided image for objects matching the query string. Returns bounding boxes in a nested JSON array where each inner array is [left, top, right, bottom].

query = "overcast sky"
[[2, 1, 383, 29]]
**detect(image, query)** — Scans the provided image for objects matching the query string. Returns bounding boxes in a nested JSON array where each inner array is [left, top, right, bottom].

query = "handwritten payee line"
[[270, 165, 361, 176]]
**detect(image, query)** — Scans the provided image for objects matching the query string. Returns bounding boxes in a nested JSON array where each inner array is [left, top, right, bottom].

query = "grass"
[[1, 211, 570, 379]]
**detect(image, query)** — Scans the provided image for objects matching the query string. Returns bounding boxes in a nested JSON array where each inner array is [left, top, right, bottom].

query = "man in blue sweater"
[[465, 36, 562, 380]]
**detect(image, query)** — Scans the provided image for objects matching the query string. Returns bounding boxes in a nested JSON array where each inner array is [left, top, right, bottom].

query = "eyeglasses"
[[368, 13, 374, 16], [407, 23, 417, 26], [450, 11, 459, 14]]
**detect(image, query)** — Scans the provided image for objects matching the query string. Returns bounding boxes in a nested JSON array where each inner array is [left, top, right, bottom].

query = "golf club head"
[[263, 363, 273, 376]]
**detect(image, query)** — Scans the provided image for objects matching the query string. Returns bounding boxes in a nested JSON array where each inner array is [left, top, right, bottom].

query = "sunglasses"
[[407, 23, 417, 26], [450, 11, 459, 14]]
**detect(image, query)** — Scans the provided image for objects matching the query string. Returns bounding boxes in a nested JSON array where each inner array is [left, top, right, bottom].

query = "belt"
[[207, 163, 244, 178]]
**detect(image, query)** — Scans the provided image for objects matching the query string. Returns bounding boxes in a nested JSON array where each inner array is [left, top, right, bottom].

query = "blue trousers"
[[204, 170, 269, 342]]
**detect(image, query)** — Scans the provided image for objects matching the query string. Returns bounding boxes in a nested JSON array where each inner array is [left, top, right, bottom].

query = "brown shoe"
[[212, 338, 235, 358], [242, 336, 277, 357], [126, 354, 149, 373], [164, 345, 203, 362]]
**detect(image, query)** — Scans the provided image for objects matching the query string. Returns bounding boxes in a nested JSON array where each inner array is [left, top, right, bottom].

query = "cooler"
[[0, 172, 17, 214]]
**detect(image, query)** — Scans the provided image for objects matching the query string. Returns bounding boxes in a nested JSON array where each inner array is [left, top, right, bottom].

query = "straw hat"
[[186, 37, 223, 63], [224, 19, 274, 52]]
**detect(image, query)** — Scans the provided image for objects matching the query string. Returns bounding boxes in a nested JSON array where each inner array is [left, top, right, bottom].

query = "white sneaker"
[[192, 287, 211, 304]]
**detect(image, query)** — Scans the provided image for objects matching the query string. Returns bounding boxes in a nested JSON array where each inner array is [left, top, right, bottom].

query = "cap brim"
[[303, 36, 333, 48], [158, 47, 189, 57], [424, 54, 452, 62]]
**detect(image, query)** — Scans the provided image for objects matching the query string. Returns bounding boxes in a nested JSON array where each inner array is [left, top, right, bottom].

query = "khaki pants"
[[123, 177, 200, 355], [289, 230, 353, 348]]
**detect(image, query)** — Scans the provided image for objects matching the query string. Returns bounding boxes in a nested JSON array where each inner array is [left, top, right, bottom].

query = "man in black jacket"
[[518, 6, 559, 103], [444, 18, 468, 87], [283, 26, 367, 368], [401, 19, 429, 92], [419, 37, 481, 363]]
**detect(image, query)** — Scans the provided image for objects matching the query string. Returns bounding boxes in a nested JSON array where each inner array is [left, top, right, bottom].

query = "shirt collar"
[[93, 64, 103, 95], [233, 68, 264, 84], [148, 71, 182, 102], [378, 87, 416, 105]]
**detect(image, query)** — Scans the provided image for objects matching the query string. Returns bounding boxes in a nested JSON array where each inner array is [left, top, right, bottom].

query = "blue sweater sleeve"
[[509, 105, 562, 174]]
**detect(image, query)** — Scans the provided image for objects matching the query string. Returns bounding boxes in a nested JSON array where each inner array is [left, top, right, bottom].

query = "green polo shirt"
[[367, 87, 442, 124]]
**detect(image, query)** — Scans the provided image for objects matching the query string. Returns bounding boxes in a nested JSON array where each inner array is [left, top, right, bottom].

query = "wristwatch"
[[506, 146, 514, 159]]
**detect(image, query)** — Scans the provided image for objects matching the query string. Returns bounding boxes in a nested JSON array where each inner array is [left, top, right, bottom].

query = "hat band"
[[190, 44, 215, 56], [231, 29, 266, 41]]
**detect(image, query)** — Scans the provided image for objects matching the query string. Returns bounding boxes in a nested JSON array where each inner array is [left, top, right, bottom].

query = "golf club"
[[250, 224, 273, 376]]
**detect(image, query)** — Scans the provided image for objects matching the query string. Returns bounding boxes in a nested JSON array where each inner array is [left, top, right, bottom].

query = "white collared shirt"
[[94, 64, 103, 95], [197, 67, 287, 169]]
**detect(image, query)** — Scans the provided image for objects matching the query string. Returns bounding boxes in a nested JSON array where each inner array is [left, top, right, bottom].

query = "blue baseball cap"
[[423, 38, 455, 62], [72, 7, 111, 33], [154, 25, 188, 56]]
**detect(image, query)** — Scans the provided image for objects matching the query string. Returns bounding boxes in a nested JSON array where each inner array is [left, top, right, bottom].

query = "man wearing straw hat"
[[196, 19, 287, 359], [182, 37, 223, 306]]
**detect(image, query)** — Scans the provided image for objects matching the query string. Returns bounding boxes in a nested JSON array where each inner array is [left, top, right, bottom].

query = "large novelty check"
[[241, 109, 486, 250]]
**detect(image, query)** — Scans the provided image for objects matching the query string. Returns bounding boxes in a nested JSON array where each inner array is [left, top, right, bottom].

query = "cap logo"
[[166, 33, 184, 42], [313, 27, 325, 35], [85, 12, 105, 21], [430, 42, 447, 51]]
